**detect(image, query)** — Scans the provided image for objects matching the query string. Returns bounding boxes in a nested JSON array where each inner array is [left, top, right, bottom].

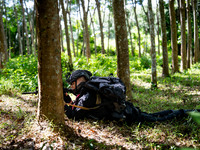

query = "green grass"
[[0, 53, 200, 149]]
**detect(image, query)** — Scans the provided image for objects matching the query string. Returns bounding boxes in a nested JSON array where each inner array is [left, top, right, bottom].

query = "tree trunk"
[[156, 2, 160, 55], [192, 0, 199, 63], [8, 28, 11, 59], [81, 0, 91, 60], [68, 1, 76, 57], [112, 0, 133, 100], [95, 0, 105, 54], [107, 11, 111, 55], [159, 0, 169, 77], [33, 0, 37, 56], [169, 0, 179, 73], [2, 1, 8, 61], [148, 0, 157, 88], [36, 0, 64, 125], [186, 0, 192, 68], [133, 0, 142, 57], [0, 11, 7, 68], [90, 10, 97, 56], [179, 0, 187, 70], [14, 5, 23, 55], [60, 17, 64, 52], [60, 0, 73, 66], [125, 11, 134, 56], [20, 0, 30, 55]]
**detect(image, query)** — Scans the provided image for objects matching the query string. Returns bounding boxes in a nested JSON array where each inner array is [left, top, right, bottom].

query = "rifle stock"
[[22, 87, 73, 95]]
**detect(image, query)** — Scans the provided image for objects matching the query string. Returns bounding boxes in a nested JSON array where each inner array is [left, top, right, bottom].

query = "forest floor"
[[0, 69, 200, 150]]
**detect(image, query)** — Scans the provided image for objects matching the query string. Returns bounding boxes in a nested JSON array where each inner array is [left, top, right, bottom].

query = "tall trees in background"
[[148, 0, 157, 88], [0, 10, 7, 68], [169, 0, 179, 73], [192, 0, 199, 63], [95, 0, 105, 54], [187, 0, 192, 68], [14, 4, 23, 55], [1, 0, 200, 90], [126, 10, 134, 56], [36, 0, 64, 124], [60, 0, 73, 67], [113, 0, 132, 100], [159, 0, 169, 77], [20, 0, 30, 55], [81, 0, 91, 60], [133, 0, 140, 57], [179, 0, 187, 70]]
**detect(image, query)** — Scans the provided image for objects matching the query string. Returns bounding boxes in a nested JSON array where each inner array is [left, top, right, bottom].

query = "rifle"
[[22, 87, 73, 95], [63, 88, 73, 94], [22, 87, 38, 95]]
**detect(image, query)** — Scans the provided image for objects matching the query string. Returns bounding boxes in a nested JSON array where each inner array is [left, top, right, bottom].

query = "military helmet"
[[66, 70, 92, 84]]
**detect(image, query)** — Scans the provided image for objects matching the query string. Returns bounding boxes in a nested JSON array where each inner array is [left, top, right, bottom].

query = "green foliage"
[[0, 55, 38, 93]]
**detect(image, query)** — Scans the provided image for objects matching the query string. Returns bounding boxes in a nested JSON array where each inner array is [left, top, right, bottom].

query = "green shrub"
[[1, 55, 38, 93]]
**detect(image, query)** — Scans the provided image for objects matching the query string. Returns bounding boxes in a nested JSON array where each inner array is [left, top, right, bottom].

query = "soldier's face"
[[70, 76, 86, 90], [71, 81, 76, 89]]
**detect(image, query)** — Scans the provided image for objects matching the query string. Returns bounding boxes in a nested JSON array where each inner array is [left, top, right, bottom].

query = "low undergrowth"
[[0, 55, 200, 149]]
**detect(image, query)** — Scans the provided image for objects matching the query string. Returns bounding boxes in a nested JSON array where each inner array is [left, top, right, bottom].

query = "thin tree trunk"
[[169, 0, 179, 73], [148, 0, 157, 88], [33, 0, 37, 55], [60, 0, 73, 67], [59, 3, 64, 53], [156, 1, 160, 55], [186, 0, 192, 68], [81, 0, 91, 60], [180, 0, 187, 70], [2, 1, 8, 61], [90, 9, 97, 56], [159, 0, 169, 77], [36, 0, 64, 125], [60, 18, 64, 52], [78, 1, 85, 56], [112, 0, 133, 100], [125, 11, 134, 56], [95, 0, 105, 54], [20, 0, 30, 55], [68, 1, 76, 57], [107, 11, 111, 55], [0, 10, 7, 68], [133, 0, 140, 57], [192, 0, 199, 63], [8, 28, 11, 59], [14, 5, 23, 55]]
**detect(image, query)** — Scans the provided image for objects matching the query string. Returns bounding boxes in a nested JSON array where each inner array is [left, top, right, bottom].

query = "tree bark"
[[156, 1, 160, 55], [169, 0, 179, 73], [179, 0, 187, 70], [187, 0, 192, 68], [36, 0, 64, 125], [0, 10, 7, 68], [95, 0, 105, 54], [133, 0, 141, 57], [159, 0, 169, 77], [148, 0, 157, 88], [107, 10, 111, 55], [192, 0, 199, 63], [125, 11, 134, 57], [60, 0, 73, 66], [81, 0, 91, 60], [20, 0, 30, 55], [14, 5, 23, 55], [90, 9, 97, 56], [68, 1, 76, 57], [112, 0, 133, 100]]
